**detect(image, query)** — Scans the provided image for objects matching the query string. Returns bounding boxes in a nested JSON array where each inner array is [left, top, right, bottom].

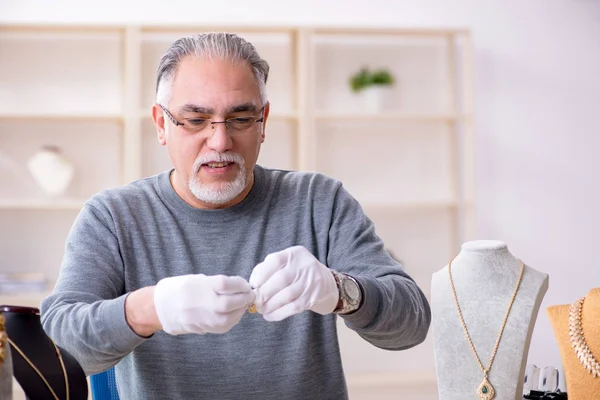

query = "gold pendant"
[[248, 304, 257, 313], [476, 375, 495, 400]]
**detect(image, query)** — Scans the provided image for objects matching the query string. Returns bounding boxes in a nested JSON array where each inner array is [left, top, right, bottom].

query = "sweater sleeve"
[[326, 184, 432, 351], [40, 201, 149, 376]]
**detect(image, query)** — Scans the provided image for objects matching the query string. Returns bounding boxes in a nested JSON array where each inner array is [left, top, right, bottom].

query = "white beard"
[[188, 151, 247, 205]]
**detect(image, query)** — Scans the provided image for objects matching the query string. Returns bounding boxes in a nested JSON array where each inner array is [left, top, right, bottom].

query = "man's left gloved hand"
[[249, 246, 339, 321]]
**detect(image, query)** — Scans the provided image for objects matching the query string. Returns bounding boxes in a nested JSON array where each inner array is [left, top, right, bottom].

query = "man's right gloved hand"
[[153, 274, 255, 335]]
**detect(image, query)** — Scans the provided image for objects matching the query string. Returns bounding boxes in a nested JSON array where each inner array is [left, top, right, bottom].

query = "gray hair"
[[155, 32, 270, 106]]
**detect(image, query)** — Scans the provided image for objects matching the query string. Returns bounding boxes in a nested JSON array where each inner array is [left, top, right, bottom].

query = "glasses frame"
[[159, 104, 265, 134]]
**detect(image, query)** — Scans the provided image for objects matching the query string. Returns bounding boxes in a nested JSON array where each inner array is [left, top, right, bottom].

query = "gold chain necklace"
[[568, 297, 600, 377], [6, 335, 70, 400], [0, 313, 7, 366], [448, 258, 525, 400]]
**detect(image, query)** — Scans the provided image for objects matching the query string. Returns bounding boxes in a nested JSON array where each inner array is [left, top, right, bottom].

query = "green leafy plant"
[[349, 67, 395, 93]]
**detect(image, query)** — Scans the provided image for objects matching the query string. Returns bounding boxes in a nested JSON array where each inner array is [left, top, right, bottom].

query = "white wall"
[[2, 0, 600, 387]]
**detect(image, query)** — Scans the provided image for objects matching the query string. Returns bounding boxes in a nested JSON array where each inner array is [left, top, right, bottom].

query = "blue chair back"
[[90, 366, 120, 400]]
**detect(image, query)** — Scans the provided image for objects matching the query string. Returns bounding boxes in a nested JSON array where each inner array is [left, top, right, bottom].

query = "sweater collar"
[[156, 165, 267, 223]]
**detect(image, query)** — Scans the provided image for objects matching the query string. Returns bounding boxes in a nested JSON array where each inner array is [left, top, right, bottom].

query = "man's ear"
[[152, 104, 167, 145], [261, 102, 270, 143]]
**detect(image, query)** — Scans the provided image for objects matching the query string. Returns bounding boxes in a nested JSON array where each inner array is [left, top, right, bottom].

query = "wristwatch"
[[331, 270, 363, 314]]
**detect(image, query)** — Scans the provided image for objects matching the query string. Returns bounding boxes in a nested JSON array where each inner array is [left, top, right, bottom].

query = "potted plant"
[[349, 67, 395, 113]]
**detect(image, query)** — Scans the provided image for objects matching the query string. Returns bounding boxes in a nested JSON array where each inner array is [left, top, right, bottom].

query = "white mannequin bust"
[[431, 240, 549, 400]]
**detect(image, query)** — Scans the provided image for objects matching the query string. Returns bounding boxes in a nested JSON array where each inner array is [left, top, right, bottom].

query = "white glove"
[[154, 274, 255, 335], [249, 246, 339, 322]]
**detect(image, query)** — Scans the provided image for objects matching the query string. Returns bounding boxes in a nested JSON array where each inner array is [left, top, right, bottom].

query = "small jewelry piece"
[[248, 284, 257, 313], [448, 258, 525, 400], [7, 336, 70, 400], [568, 297, 600, 378]]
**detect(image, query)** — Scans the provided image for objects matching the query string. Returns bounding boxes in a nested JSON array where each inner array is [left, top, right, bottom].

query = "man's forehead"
[[169, 56, 260, 101], [175, 55, 253, 79]]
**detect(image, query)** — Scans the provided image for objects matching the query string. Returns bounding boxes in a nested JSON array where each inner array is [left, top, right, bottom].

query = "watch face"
[[343, 279, 360, 304]]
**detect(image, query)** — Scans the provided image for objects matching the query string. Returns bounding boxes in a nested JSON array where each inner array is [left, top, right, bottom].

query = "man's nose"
[[205, 122, 232, 152]]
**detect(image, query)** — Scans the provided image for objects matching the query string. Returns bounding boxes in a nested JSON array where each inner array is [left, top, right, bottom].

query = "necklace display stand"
[[431, 240, 549, 400], [1, 305, 88, 400], [547, 287, 600, 399]]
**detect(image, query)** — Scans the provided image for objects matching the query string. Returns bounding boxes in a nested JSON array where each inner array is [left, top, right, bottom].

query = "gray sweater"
[[41, 165, 431, 399]]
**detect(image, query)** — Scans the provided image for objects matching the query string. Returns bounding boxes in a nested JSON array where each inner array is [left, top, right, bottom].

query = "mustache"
[[192, 152, 245, 173]]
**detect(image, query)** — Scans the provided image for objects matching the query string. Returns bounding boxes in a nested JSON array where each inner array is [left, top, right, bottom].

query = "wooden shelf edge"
[[315, 113, 469, 123], [0, 290, 53, 308], [0, 23, 125, 34], [314, 26, 469, 36], [140, 31, 294, 44], [139, 24, 298, 34], [0, 199, 86, 210], [361, 200, 458, 210], [0, 113, 123, 122], [345, 371, 437, 388]]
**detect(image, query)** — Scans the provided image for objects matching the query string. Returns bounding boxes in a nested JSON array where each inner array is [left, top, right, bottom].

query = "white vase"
[[361, 86, 393, 113], [27, 146, 75, 196]]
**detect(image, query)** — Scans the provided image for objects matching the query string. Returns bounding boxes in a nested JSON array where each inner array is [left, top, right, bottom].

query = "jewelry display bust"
[[1, 305, 88, 400], [431, 240, 549, 400], [547, 287, 600, 399]]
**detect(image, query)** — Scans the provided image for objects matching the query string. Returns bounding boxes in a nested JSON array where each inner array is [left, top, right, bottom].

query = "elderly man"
[[41, 32, 431, 399]]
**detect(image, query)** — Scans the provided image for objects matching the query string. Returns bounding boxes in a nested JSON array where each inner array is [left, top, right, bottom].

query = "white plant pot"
[[27, 146, 74, 196], [361, 86, 393, 113]]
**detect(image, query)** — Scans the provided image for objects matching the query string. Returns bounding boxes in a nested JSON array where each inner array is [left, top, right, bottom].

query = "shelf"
[[141, 30, 293, 44], [266, 112, 298, 121], [0, 24, 122, 34], [360, 200, 458, 211], [315, 112, 463, 123], [313, 27, 468, 37], [313, 33, 452, 48], [0, 113, 123, 122], [315, 122, 455, 205], [0, 30, 123, 115], [0, 290, 52, 308], [345, 371, 437, 388], [0, 198, 86, 210], [0, 25, 474, 383], [0, 120, 123, 201]]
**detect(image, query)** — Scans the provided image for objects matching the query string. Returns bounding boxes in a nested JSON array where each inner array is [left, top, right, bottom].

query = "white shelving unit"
[[0, 23, 474, 397]]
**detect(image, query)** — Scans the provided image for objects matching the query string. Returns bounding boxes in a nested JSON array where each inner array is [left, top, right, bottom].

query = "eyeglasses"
[[160, 104, 265, 135]]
